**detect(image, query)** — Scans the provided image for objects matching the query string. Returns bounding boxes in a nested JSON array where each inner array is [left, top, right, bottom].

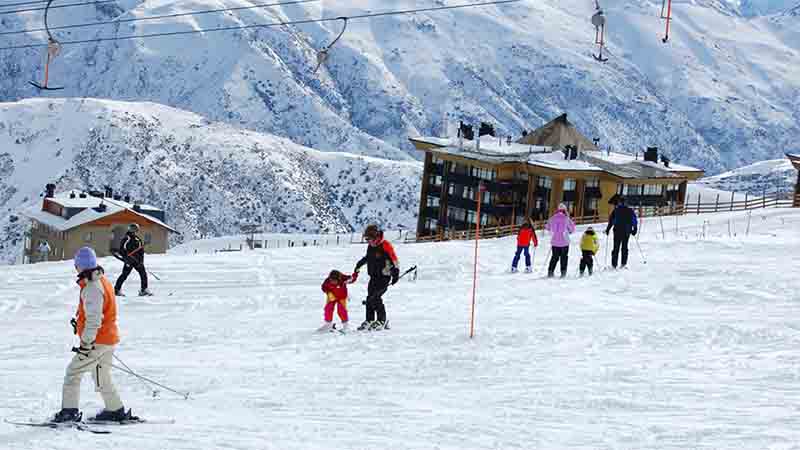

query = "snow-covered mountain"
[[697, 157, 797, 194], [0, 98, 422, 264], [1, 0, 799, 173]]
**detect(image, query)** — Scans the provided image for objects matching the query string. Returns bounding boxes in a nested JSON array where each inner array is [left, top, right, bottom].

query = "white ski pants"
[[61, 344, 123, 411]]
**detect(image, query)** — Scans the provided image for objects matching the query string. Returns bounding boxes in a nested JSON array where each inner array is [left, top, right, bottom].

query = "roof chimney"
[[104, 186, 113, 199], [660, 154, 671, 168], [644, 147, 658, 163], [133, 204, 142, 212], [45, 183, 55, 198], [123, 195, 131, 203], [69, 191, 76, 199], [476, 125, 481, 152]]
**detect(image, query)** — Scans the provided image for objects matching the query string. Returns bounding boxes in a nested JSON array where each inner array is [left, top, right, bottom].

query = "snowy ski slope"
[[1, 208, 799, 449]]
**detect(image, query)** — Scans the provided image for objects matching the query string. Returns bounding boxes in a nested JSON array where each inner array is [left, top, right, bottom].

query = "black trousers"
[[547, 246, 569, 277], [579, 250, 594, 275], [612, 232, 631, 268], [114, 263, 148, 292], [365, 276, 390, 322]]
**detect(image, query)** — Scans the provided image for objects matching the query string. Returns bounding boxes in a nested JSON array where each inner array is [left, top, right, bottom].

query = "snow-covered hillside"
[[0, 98, 422, 264], [1, 0, 799, 172], [697, 157, 797, 195], [1, 209, 799, 449]]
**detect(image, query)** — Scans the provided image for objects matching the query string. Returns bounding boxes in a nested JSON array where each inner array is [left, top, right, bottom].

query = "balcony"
[[625, 195, 668, 207], [585, 187, 602, 198], [423, 207, 440, 219], [562, 190, 578, 202]]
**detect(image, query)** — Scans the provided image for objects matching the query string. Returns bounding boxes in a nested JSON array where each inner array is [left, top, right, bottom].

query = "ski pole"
[[112, 354, 190, 400], [147, 270, 161, 281], [633, 234, 647, 264]]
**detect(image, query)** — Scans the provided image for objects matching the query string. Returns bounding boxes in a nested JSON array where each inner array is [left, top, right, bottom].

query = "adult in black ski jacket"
[[353, 224, 399, 330], [114, 223, 151, 296], [605, 198, 638, 269]]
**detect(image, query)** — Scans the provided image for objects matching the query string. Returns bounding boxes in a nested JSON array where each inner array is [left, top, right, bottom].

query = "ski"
[[85, 417, 175, 426], [4, 419, 111, 434]]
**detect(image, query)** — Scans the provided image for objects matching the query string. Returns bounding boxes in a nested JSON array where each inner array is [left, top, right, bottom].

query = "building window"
[[620, 184, 642, 196], [584, 197, 599, 217], [537, 176, 552, 189], [429, 175, 442, 187], [482, 191, 492, 205], [466, 210, 477, 224], [426, 196, 439, 208], [643, 184, 663, 196], [562, 201, 576, 216], [666, 183, 679, 192], [425, 218, 438, 231], [463, 186, 476, 201], [470, 166, 496, 181], [515, 170, 528, 181], [144, 233, 152, 244], [83, 232, 93, 242], [585, 177, 600, 188], [448, 207, 467, 226], [563, 178, 577, 191]]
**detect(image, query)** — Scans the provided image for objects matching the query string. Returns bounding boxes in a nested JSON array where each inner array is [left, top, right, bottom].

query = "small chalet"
[[19, 184, 178, 263], [788, 153, 800, 208], [410, 113, 705, 238]]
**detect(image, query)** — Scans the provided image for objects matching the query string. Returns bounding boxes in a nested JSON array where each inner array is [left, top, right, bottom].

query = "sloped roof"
[[19, 192, 178, 233], [787, 153, 800, 170], [517, 114, 598, 151]]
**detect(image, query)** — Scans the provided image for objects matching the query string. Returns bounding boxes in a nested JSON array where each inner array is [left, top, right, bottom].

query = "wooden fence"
[[406, 192, 800, 244]]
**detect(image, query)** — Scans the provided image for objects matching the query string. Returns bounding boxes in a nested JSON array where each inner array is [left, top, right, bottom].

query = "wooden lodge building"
[[410, 114, 705, 237], [19, 184, 178, 263]]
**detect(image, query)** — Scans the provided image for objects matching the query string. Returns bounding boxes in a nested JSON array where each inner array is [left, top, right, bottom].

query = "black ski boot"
[[368, 320, 386, 331], [92, 407, 138, 422], [52, 408, 82, 423], [357, 320, 373, 331]]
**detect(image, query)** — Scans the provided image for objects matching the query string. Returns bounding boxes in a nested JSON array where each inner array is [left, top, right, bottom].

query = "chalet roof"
[[19, 191, 178, 233], [516, 113, 598, 151], [411, 136, 702, 180], [787, 153, 800, 169]]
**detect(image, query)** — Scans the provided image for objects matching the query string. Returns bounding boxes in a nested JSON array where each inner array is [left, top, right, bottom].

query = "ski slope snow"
[[1, 208, 800, 449]]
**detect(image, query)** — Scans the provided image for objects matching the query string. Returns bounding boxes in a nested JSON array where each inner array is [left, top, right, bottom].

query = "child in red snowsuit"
[[319, 270, 357, 332]]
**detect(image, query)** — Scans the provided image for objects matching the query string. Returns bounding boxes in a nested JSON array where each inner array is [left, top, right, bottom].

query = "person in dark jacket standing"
[[114, 223, 152, 296], [353, 224, 399, 331], [605, 197, 638, 269]]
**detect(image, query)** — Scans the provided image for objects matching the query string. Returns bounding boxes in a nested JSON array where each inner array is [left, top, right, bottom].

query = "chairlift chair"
[[660, 0, 673, 43], [591, 5, 608, 62], [313, 17, 347, 73], [29, 1, 65, 91]]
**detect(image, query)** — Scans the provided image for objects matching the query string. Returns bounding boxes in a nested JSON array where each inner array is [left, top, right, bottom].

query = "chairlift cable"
[[0, 0, 522, 52], [0, 0, 321, 37]]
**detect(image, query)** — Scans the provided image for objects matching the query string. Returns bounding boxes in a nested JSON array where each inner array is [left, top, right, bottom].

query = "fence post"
[[763, 188, 766, 209], [745, 192, 749, 210], [730, 191, 735, 211], [697, 194, 701, 215], [715, 194, 719, 212]]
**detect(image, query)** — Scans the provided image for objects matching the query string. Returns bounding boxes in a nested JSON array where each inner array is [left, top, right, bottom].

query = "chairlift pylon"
[[29, 0, 64, 91], [313, 17, 347, 73]]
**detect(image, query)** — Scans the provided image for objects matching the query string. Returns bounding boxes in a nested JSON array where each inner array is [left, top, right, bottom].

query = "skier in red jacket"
[[318, 270, 357, 332], [511, 220, 538, 273]]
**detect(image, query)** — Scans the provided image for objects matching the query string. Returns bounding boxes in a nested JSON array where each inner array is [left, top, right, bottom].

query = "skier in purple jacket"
[[545, 203, 576, 278]]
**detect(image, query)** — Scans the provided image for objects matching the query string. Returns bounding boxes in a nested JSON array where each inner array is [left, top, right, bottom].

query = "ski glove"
[[390, 267, 400, 285], [73, 342, 95, 361], [70, 317, 77, 335], [631, 228, 637, 236], [349, 272, 358, 283]]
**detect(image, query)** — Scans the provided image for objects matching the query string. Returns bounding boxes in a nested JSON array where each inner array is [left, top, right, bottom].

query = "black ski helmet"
[[363, 224, 382, 241], [128, 223, 140, 233]]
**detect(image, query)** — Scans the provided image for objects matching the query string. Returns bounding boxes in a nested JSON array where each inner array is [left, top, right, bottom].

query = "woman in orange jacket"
[[511, 220, 538, 273]]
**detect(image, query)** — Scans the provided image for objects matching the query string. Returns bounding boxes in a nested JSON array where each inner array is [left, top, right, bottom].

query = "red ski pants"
[[324, 299, 348, 322]]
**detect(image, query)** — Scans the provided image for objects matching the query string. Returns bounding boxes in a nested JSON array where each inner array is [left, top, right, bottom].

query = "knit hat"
[[128, 223, 140, 233], [74, 247, 97, 272], [558, 203, 568, 211]]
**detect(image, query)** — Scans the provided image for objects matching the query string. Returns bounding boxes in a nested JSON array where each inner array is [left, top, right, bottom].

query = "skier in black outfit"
[[353, 224, 400, 331], [114, 223, 152, 296], [605, 197, 638, 269]]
